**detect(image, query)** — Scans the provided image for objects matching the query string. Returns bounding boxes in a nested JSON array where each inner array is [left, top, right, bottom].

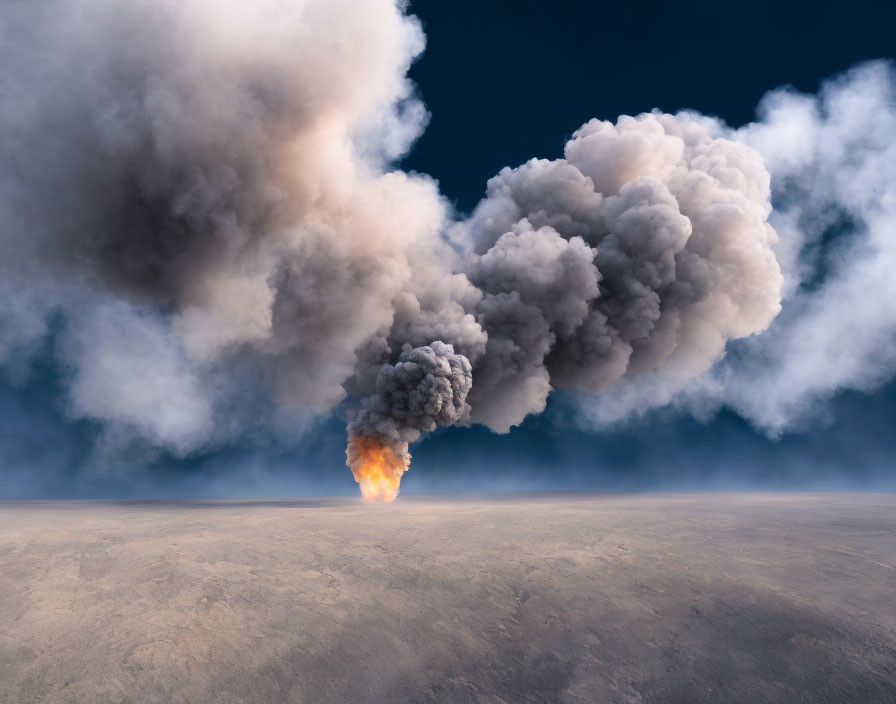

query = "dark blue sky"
[[2, 0, 895, 498], [404, 0, 896, 212]]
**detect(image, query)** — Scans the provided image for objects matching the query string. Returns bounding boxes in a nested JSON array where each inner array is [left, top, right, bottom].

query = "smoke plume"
[[347, 342, 472, 499], [0, 0, 889, 498]]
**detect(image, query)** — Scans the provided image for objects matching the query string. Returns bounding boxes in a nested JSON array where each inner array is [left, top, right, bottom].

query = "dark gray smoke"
[[454, 114, 783, 431], [347, 342, 472, 479]]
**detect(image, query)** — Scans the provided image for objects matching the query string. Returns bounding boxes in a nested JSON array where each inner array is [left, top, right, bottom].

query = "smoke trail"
[[1, 0, 887, 498]]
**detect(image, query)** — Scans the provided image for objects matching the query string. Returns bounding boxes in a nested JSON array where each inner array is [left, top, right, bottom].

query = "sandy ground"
[[1, 493, 895, 704]]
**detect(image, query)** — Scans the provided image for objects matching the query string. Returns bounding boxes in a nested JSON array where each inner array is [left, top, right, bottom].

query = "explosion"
[[346, 436, 409, 502]]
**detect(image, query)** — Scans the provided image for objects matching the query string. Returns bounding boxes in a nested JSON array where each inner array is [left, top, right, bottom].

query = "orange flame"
[[347, 436, 409, 502]]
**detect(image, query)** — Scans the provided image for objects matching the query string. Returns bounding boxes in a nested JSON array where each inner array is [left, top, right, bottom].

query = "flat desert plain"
[[1, 493, 894, 703]]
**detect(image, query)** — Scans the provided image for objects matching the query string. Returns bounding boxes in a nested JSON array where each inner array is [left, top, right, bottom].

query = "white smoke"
[[715, 61, 896, 433]]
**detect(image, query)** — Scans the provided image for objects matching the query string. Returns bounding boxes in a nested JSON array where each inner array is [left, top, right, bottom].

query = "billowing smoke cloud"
[[350, 343, 473, 448], [0, 0, 450, 459], [455, 114, 783, 432], [1, 0, 890, 495], [577, 62, 896, 435]]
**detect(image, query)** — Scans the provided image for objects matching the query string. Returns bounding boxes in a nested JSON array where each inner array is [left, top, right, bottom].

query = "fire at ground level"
[[1, 493, 895, 703], [346, 436, 409, 502]]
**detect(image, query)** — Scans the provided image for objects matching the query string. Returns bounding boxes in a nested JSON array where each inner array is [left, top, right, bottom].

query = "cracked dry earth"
[[1, 494, 895, 704]]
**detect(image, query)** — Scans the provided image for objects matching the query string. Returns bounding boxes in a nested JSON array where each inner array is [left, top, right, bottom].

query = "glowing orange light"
[[347, 436, 408, 502]]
